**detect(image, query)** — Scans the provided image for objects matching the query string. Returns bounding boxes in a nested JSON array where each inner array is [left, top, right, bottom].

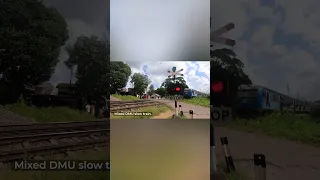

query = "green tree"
[[65, 35, 109, 99], [155, 87, 167, 97], [0, 0, 69, 103], [110, 61, 131, 93], [161, 77, 189, 95], [147, 84, 155, 96], [210, 48, 252, 107], [131, 73, 151, 95]]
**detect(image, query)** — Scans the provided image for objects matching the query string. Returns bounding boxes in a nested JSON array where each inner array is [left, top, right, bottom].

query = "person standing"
[[90, 101, 95, 116], [85, 103, 91, 113]]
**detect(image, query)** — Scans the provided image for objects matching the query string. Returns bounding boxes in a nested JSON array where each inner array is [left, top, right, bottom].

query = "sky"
[[110, 0, 210, 61], [44, 0, 109, 84], [211, 0, 320, 100], [44, 0, 320, 100], [122, 61, 210, 93]]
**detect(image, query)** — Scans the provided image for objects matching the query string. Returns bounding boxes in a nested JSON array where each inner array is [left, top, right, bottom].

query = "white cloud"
[[211, 0, 320, 100], [124, 61, 210, 93]]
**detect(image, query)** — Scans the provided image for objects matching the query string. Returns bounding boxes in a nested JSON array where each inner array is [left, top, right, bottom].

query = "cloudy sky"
[[123, 61, 210, 93], [44, 0, 320, 100], [110, 0, 209, 62], [44, 0, 109, 84], [211, 0, 320, 100]]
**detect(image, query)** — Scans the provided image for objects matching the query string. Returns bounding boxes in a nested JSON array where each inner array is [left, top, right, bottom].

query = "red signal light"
[[176, 87, 181, 91], [211, 81, 224, 93]]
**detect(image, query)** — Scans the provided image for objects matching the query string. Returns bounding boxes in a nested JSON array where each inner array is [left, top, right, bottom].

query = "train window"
[[237, 90, 257, 97]]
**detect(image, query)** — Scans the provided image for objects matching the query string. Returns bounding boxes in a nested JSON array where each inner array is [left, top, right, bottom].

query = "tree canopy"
[[131, 73, 151, 95], [0, 0, 69, 103], [110, 61, 131, 93], [65, 35, 109, 99], [155, 87, 166, 97], [161, 77, 189, 95], [210, 48, 252, 105], [147, 84, 155, 96]]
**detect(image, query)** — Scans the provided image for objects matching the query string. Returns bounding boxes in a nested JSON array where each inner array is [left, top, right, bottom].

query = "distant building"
[[151, 94, 161, 99]]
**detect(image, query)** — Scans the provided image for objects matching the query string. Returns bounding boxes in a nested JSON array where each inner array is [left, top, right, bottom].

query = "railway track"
[[0, 119, 109, 136], [110, 100, 163, 112], [0, 120, 109, 163]]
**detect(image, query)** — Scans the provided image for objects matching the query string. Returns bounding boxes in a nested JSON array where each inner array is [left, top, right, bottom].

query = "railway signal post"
[[210, 18, 236, 47], [210, 18, 236, 174], [167, 67, 184, 117]]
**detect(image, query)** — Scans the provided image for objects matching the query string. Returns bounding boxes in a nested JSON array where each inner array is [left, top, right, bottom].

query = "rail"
[[0, 121, 109, 162], [110, 100, 163, 112]]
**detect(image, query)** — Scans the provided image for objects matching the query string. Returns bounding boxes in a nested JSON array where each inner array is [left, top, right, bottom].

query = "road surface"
[[151, 99, 210, 119], [214, 125, 320, 180]]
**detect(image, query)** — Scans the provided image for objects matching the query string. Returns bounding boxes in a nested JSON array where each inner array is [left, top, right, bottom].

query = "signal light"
[[176, 87, 181, 91], [211, 81, 224, 93]]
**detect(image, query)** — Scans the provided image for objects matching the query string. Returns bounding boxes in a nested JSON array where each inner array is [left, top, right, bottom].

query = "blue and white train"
[[236, 85, 313, 112], [183, 88, 198, 98]]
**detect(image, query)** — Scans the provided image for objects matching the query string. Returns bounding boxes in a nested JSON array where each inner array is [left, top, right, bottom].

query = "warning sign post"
[[210, 106, 232, 121]]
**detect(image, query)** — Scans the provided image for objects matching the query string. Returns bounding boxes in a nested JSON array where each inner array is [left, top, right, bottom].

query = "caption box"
[[13, 160, 110, 171]]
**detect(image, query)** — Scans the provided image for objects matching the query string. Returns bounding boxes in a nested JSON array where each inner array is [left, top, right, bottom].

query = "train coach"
[[183, 88, 198, 98], [236, 85, 312, 113]]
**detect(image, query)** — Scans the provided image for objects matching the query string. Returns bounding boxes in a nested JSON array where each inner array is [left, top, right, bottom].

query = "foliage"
[[210, 48, 252, 107], [180, 97, 210, 107], [147, 84, 155, 96], [131, 73, 151, 95], [112, 94, 140, 100], [7, 101, 95, 122], [110, 61, 131, 93], [65, 35, 109, 99], [110, 105, 172, 119], [310, 105, 320, 119], [0, 0, 69, 104], [230, 112, 320, 146], [161, 77, 188, 95], [155, 87, 167, 97]]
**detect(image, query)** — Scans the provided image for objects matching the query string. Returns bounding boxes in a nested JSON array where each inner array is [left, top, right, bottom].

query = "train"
[[183, 88, 198, 98], [236, 85, 313, 113], [183, 88, 209, 98]]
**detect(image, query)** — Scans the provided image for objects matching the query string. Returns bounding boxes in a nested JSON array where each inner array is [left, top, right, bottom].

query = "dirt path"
[[214, 126, 320, 180], [0, 105, 34, 125], [110, 95, 121, 101], [151, 110, 174, 119], [151, 99, 210, 119]]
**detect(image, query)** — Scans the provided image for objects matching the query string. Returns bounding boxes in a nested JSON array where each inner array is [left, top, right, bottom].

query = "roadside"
[[179, 97, 210, 107], [110, 105, 172, 119], [214, 125, 320, 180], [228, 112, 320, 146], [111, 94, 139, 101], [0, 105, 35, 125], [2, 101, 95, 123], [151, 99, 210, 119], [151, 109, 174, 119]]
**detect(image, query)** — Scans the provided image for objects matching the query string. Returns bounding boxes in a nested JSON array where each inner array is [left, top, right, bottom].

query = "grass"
[[112, 94, 140, 100], [110, 105, 172, 119], [179, 97, 210, 107], [5, 101, 95, 123], [229, 111, 320, 146], [0, 148, 109, 180]]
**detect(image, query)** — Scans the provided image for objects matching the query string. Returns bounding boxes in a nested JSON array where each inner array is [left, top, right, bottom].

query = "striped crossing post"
[[221, 137, 235, 172], [254, 154, 266, 180], [210, 121, 217, 172]]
